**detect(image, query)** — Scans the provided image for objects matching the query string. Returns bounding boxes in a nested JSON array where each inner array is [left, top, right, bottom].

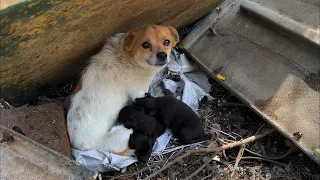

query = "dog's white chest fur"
[[67, 33, 158, 152]]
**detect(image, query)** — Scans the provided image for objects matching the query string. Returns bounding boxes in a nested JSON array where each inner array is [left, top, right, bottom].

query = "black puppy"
[[128, 131, 153, 163], [134, 93, 209, 144], [118, 104, 165, 138], [118, 104, 165, 162]]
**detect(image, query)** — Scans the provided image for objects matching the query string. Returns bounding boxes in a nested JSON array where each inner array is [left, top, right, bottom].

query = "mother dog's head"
[[121, 25, 179, 69]]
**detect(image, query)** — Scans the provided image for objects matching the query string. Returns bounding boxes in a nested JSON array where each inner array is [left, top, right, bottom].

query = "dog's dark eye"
[[163, 39, 170, 46], [142, 42, 151, 49]]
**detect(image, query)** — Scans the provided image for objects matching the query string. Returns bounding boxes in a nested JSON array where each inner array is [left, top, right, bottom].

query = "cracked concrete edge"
[[0, 124, 98, 180]]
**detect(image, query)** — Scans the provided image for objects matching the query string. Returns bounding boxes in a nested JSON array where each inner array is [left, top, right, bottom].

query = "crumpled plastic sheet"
[[72, 129, 172, 172], [72, 49, 212, 172]]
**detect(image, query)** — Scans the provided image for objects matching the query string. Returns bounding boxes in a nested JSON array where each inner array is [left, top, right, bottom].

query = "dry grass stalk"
[[143, 128, 275, 180]]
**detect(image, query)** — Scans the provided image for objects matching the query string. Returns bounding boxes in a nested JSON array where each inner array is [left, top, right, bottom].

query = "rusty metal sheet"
[[180, 0, 320, 165], [0, 125, 98, 180]]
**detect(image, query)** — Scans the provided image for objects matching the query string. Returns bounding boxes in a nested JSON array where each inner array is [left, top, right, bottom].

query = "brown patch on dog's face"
[[121, 25, 179, 69]]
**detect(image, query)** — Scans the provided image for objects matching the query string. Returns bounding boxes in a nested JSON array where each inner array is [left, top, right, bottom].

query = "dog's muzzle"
[[155, 52, 168, 66]]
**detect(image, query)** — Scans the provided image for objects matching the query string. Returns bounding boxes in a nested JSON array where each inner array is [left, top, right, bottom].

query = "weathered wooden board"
[[0, 0, 222, 106]]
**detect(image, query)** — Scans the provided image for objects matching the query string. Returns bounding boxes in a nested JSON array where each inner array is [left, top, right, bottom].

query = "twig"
[[231, 156, 287, 166], [222, 150, 229, 161], [255, 123, 266, 134], [200, 175, 212, 180], [189, 128, 275, 153], [211, 128, 237, 140], [218, 138, 235, 143], [168, 170, 176, 180], [109, 166, 151, 180], [244, 146, 297, 160], [183, 156, 214, 180], [222, 102, 247, 107], [110, 147, 191, 180], [0, 99, 12, 109], [217, 139, 230, 161], [231, 145, 245, 177], [143, 129, 275, 180], [143, 152, 191, 180]]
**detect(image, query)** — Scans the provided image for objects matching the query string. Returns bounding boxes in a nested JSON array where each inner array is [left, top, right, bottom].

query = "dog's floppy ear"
[[168, 26, 180, 46], [121, 33, 134, 52]]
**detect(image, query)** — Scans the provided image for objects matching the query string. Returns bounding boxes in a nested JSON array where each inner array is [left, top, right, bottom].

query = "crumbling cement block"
[[0, 103, 71, 157]]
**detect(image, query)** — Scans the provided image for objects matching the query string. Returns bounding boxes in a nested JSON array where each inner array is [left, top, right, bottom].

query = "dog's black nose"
[[156, 52, 167, 61]]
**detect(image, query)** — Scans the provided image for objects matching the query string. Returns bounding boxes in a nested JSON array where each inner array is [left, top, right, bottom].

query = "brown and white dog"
[[67, 25, 179, 155]]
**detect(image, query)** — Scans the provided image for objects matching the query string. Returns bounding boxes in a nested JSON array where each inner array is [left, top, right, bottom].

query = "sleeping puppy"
[[118, 104, 165, 138], [134, 93, 209, 144], [67, 25, 179, 154], [118, 104, 166, 162], [128, 131, 153, 163]]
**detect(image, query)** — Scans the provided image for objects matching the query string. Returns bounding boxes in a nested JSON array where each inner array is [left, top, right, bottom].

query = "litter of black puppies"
[[134, 93, 210, 144], [117, 93, 209, 163]]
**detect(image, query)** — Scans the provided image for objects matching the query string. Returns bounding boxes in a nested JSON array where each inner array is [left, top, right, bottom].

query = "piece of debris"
[[216, 73, 226, 81], [293, 132, 303, 141], [0, 103, 71, 157], [0, 129, 13, 143], [0, 98, 12, 109], [12, 126, 26, 136]]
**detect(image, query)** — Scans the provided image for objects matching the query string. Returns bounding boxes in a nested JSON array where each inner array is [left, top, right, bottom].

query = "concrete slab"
[[181, 0, 320, 165], [0, 103, 71, 157], [0, 125, 97, 180]]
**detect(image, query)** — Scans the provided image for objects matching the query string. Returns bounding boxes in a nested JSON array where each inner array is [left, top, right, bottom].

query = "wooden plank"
[[0, 0, 223, 106]]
